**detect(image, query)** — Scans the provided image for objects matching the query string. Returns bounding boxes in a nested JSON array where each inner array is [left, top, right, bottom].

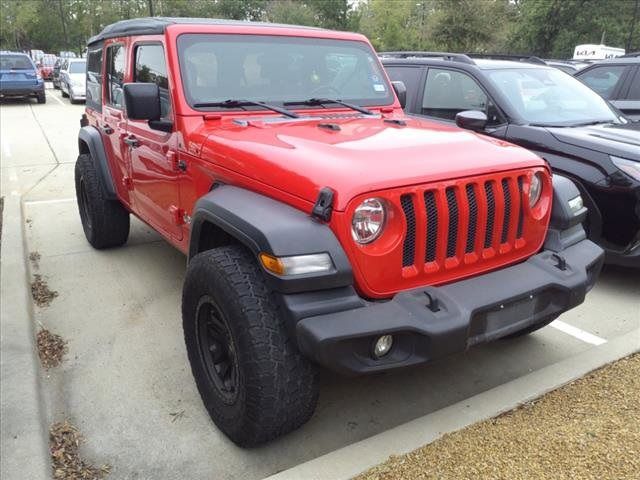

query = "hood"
[[200, 115, 545, 210], [546, 123, 640, 161]]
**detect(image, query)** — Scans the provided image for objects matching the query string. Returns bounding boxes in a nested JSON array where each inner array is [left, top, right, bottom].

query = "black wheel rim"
[[79, 178, 93, 231], [195, 296, 239, 404]]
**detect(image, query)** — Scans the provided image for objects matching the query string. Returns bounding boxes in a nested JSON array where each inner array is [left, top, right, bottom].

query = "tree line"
[[1, 0, 638, 58]]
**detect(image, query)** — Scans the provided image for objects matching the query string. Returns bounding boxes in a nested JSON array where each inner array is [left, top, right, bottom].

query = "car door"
[[416, 67, 506, 134], [382, 64, 426, 113], [126, 41, 182, 240], [575, 64, 629, 101], [614, 66, 640, 121], [101, 42, 130, 204]]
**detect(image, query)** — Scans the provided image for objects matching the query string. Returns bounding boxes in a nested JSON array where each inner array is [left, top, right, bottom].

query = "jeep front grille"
[[399, 172, 528, 273]]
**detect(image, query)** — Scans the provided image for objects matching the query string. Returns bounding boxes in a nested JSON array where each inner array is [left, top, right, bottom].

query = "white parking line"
[[49, 92, 65, 106], [549, 320, 607, 345], [23, 197, 75, 205]]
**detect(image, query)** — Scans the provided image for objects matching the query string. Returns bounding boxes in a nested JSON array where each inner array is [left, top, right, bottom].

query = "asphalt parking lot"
[[1, 85, 639, 480]]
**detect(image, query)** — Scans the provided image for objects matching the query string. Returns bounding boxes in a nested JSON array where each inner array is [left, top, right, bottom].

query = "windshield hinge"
[[311, 187, 334, 222]]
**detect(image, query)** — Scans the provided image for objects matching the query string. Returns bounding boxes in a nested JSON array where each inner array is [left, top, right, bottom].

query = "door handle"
[[101, 125, 114, 135], [123, 135, 139, 148]]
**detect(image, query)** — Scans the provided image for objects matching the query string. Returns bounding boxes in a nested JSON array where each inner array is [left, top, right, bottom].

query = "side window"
[[422, 68, 492, 122], [134, 44, 171, 118], [385, 66, 423, 112], [86, 46, 103, 112], [627, 68, 640, 100], [106, 44, 125, 109], [577, 66, 625, 99]]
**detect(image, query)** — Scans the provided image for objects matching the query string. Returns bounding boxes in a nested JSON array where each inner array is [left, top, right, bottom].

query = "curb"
[[0, 194, 50, 480], [265, 330, 640, 480]]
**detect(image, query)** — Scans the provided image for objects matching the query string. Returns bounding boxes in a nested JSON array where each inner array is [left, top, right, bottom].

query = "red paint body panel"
[[85, 24, 553, 299]]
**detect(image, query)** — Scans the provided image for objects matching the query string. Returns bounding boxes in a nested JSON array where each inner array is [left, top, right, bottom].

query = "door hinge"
[[169, 205, 186, 226], [167, 151, 187, 172]]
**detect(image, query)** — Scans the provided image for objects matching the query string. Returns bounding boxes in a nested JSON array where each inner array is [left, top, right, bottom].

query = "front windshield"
[[68, 61, 86, 74], [177, 34, 393, 110], [485, 67, 619, 126]]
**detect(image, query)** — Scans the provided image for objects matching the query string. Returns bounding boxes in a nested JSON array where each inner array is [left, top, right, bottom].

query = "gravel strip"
[[355, 353, 640, 480]]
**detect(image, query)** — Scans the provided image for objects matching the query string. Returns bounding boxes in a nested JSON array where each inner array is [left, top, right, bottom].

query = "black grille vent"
[[517, 177, 524, 238], [424, 191, 438, 262], [501, 179, 511, 243], [484, 182, 495, 248], [445, 188, 458, 258], [400, 195, 416, 267], [465, 184, 477, 253]]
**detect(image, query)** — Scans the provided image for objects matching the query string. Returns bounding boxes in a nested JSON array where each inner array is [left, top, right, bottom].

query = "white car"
[[60, 58, 86, 103]]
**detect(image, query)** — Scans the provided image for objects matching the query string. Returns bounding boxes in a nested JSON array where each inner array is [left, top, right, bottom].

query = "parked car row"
[[380, 51, 639, 267]]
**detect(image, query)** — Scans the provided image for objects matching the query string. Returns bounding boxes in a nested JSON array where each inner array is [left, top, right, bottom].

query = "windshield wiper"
[[192, 99, 299, 118], [284, 98, 374, 116], [570, 120, 614, 127]]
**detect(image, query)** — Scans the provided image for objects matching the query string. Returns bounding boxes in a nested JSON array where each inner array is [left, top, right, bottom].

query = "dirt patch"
[[29, 251, 41, 269], [36, 328, 67, 369], [31, 273, 58, 307], [355, 354, 640, 480], [50, 421, 110, 480]]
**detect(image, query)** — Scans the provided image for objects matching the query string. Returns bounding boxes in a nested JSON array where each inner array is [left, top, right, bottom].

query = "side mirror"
[[123, 83, 172, 132], [455, 110, 487, 132], [391, 81, 407, 109]]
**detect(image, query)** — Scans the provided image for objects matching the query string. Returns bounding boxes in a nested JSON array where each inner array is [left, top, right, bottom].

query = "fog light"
[[373, 335, 393, 358]]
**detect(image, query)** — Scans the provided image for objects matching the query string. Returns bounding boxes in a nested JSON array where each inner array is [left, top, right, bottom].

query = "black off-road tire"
[[37, 93, 46, 104], [74, 153, 130, 249], [182, 245, 319, 447], [61, 86, 68, 98]]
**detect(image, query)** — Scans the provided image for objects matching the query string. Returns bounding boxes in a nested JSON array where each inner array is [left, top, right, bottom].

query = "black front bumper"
[[295, 239, 604, 375]]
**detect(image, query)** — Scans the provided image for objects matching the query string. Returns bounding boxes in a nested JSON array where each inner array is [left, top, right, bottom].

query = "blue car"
[[0, 52, 45, 103]]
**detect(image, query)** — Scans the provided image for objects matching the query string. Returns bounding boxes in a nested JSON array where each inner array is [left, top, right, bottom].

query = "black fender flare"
[[189, 185, 353, 294], [78, 126, 117, 199]]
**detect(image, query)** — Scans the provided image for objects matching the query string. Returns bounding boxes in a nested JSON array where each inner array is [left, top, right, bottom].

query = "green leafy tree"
[[265, 0, 318, 26]]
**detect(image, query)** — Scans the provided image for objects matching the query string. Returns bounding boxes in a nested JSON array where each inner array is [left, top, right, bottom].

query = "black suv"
[[574, 55, 640, 121], [381, 52, 640, 267]]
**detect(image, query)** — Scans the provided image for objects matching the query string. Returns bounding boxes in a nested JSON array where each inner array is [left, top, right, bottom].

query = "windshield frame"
[[483, 66, 622, 127], [176, 33, 395, 113]]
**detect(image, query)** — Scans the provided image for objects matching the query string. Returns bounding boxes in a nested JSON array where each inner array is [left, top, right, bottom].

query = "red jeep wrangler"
[[76, 18, 603, 446]]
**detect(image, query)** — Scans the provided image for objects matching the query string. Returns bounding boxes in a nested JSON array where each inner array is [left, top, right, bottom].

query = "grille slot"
[[517, 176, 524, 238], [445, 188, 458, 258], [400, 195, 416, 267], [465, 184, 477, 253], [424, 191, 438, 262], [501, 179, 511, 243], [484, 181, 495, 248]]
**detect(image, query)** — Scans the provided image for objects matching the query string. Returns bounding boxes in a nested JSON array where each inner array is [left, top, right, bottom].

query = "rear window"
[[42, 56, 57, 66], [0, 55, 34, 70], [69, 61, 86, 74]]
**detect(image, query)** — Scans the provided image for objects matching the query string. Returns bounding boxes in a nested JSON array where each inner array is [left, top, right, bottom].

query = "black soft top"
[[87, 17, 323, 45]]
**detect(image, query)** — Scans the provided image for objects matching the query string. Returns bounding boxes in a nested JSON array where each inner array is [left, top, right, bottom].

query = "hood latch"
[[312, 187, 334, 222]]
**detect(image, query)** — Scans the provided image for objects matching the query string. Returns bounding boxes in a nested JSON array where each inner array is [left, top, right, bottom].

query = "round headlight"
[[352, 198, 386, 244], [529, 172, 543, 208]]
